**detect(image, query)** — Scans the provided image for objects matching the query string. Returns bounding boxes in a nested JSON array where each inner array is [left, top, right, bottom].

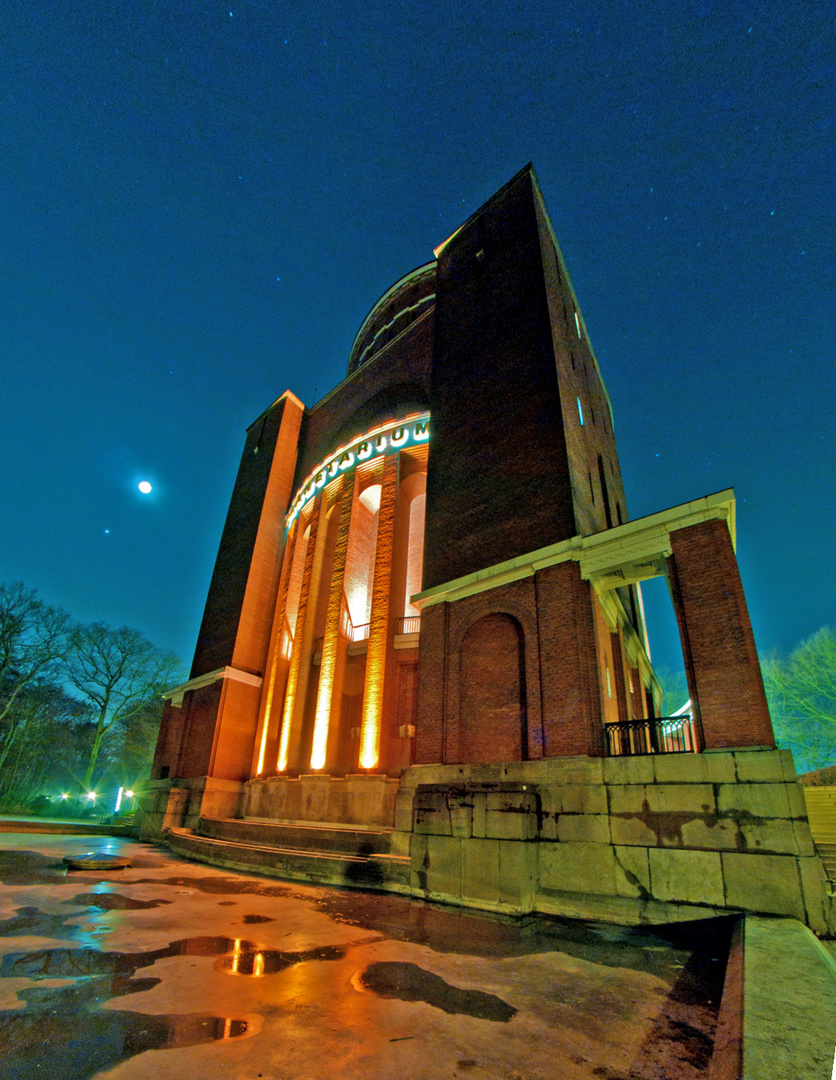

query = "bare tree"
[[0, 582, 71, 774], [762, 626, 836, 774], [64, 622, 182, 790]]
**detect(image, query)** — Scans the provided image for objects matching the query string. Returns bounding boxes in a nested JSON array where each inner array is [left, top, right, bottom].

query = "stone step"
[[165, 826, 411, 893], [198, 816, 395, 856]]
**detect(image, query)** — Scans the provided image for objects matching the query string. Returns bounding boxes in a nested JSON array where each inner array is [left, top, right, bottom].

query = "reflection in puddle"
[[0, 990, 252, 1080], [0, 934, 345, 981], [0, 918, 346, 1080]]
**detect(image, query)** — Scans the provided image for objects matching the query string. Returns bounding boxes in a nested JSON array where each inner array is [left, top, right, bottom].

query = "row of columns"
[[254, 454, 402, 778]]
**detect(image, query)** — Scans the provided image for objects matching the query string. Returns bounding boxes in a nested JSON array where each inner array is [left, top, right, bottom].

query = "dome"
[[347, 262, 436, 375]]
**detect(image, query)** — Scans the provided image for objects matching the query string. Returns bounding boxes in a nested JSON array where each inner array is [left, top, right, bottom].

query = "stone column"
[[668, 518, 774, 749]]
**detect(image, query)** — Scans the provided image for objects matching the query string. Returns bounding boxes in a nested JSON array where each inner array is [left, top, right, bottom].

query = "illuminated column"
[[253, 520, 299, 775], [277, 496, 322, 772], [309, 476, 354, 770], [358, 453, 399, 770]]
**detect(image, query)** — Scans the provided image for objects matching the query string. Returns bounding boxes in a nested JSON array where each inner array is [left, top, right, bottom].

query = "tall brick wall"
[[668, 518, 774, 749], [423, 170, 576, 590], [533, 186, 628, 540], [191, 393, 303, 678]]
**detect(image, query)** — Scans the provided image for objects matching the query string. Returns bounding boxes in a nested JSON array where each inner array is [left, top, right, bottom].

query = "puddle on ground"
[[63, 892, 172, 911], [129, 874, 295, 897], [242, 913, 275, 924], [0, 919, 347, 1080], [358, 961, 517, 1022], [0, 906, 82, 942], [0, 976, 253, 1080], [0, 934, 345, 981]]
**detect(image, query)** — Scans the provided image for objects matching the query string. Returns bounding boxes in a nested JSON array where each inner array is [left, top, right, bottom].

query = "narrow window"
[[598, 454, 613, 529], [577, 397, 584, 425], [588, 471, 595, 503], [574, 311, 582, 338]]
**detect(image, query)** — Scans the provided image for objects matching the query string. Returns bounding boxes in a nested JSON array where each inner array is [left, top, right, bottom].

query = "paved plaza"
[[0, 832, 735, 1080]]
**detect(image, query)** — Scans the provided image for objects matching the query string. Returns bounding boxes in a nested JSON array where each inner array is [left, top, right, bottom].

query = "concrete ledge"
[[165, 827, 411, 893], [740, 916, 836, 1079]]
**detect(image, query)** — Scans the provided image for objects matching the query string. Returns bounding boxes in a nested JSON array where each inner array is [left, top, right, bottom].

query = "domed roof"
[[347, 262, 436, 375]]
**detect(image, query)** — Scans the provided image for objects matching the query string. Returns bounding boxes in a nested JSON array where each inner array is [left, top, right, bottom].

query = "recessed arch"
[[459, 612, 528, 763]]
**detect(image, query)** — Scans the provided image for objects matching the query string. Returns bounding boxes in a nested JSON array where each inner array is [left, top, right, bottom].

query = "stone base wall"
[[242, 773, 399, 828], [394, 750, 835, 935], [138, 777, 244, 840]]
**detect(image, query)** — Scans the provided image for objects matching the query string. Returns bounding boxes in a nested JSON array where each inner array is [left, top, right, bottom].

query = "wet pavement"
[[0, 833, 733, 1079]]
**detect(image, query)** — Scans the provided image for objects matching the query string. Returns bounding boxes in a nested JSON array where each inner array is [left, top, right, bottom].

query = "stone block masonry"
[[394, 750, 836, 934]]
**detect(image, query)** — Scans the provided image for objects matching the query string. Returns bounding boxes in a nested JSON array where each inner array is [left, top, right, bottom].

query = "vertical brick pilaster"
[[668, 519, 774, 749], [610, 631, 630, 723], [358, 454, 399, 770], [536, 561, 604, 756], [310, 476, 353, 770], [415, 601, 447, 763], [277, 497, 322, 772], [251, 519, 299, 776]]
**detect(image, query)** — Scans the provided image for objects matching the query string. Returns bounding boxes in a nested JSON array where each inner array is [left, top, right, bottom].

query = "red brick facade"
[[668, 519, 774, 749], [152, 165, 775, 793]]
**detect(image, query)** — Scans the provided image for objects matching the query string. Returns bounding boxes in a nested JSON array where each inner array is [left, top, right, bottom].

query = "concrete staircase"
[[164, 816, 411, 893], [802, 788, 836, 886]]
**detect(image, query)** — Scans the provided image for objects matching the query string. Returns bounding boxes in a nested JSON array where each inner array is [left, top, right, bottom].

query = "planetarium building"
[[145, 167, 831, 933]]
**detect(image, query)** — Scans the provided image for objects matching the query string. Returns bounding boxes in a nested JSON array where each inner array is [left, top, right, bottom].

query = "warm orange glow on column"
[[277, 500, 321, 772], [359, 454, 398, 769], [310, 477, 353, 770], [256, 521, 298, 774]]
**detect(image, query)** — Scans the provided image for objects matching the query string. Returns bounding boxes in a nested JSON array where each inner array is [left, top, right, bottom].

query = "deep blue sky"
[[1, 0, 833, 676]]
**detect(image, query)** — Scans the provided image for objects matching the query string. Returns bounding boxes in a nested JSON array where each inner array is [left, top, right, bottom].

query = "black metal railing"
[[604, 715, 697, 757], [396, 615, 421, 635]]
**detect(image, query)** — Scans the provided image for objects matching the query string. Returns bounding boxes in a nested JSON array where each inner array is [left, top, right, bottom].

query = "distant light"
[[138, 481, 152, 494], [86, 792, 97, 802], [125, 790, 134, 799], [60, 793, 69, 800]]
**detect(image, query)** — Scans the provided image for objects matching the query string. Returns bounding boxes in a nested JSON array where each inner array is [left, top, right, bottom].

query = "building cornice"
[[411, 489, 736, 609], [163, 666, 263, 706]]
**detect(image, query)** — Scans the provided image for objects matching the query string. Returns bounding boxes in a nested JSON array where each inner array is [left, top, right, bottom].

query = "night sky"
[[2, 1, 833, 678]]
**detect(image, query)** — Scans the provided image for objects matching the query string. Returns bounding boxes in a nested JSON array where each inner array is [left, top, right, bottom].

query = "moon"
[[138, 481, 153, 494]]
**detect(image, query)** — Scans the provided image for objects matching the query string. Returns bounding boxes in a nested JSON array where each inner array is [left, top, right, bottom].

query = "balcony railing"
[[313, 616, 419, 659], [605, 715, 698, 757]]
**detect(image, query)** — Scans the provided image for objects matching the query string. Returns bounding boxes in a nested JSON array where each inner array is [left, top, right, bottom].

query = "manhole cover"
[[62, 853, 132, 870]]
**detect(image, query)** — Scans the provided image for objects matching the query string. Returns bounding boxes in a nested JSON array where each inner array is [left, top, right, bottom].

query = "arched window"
[[343, 483, 381, 634], [403, 489, 425, 617], [283, 522, 310, 650]]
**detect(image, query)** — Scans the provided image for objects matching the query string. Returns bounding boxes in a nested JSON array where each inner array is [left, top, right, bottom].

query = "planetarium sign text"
[[287, 413, 430, 526]]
